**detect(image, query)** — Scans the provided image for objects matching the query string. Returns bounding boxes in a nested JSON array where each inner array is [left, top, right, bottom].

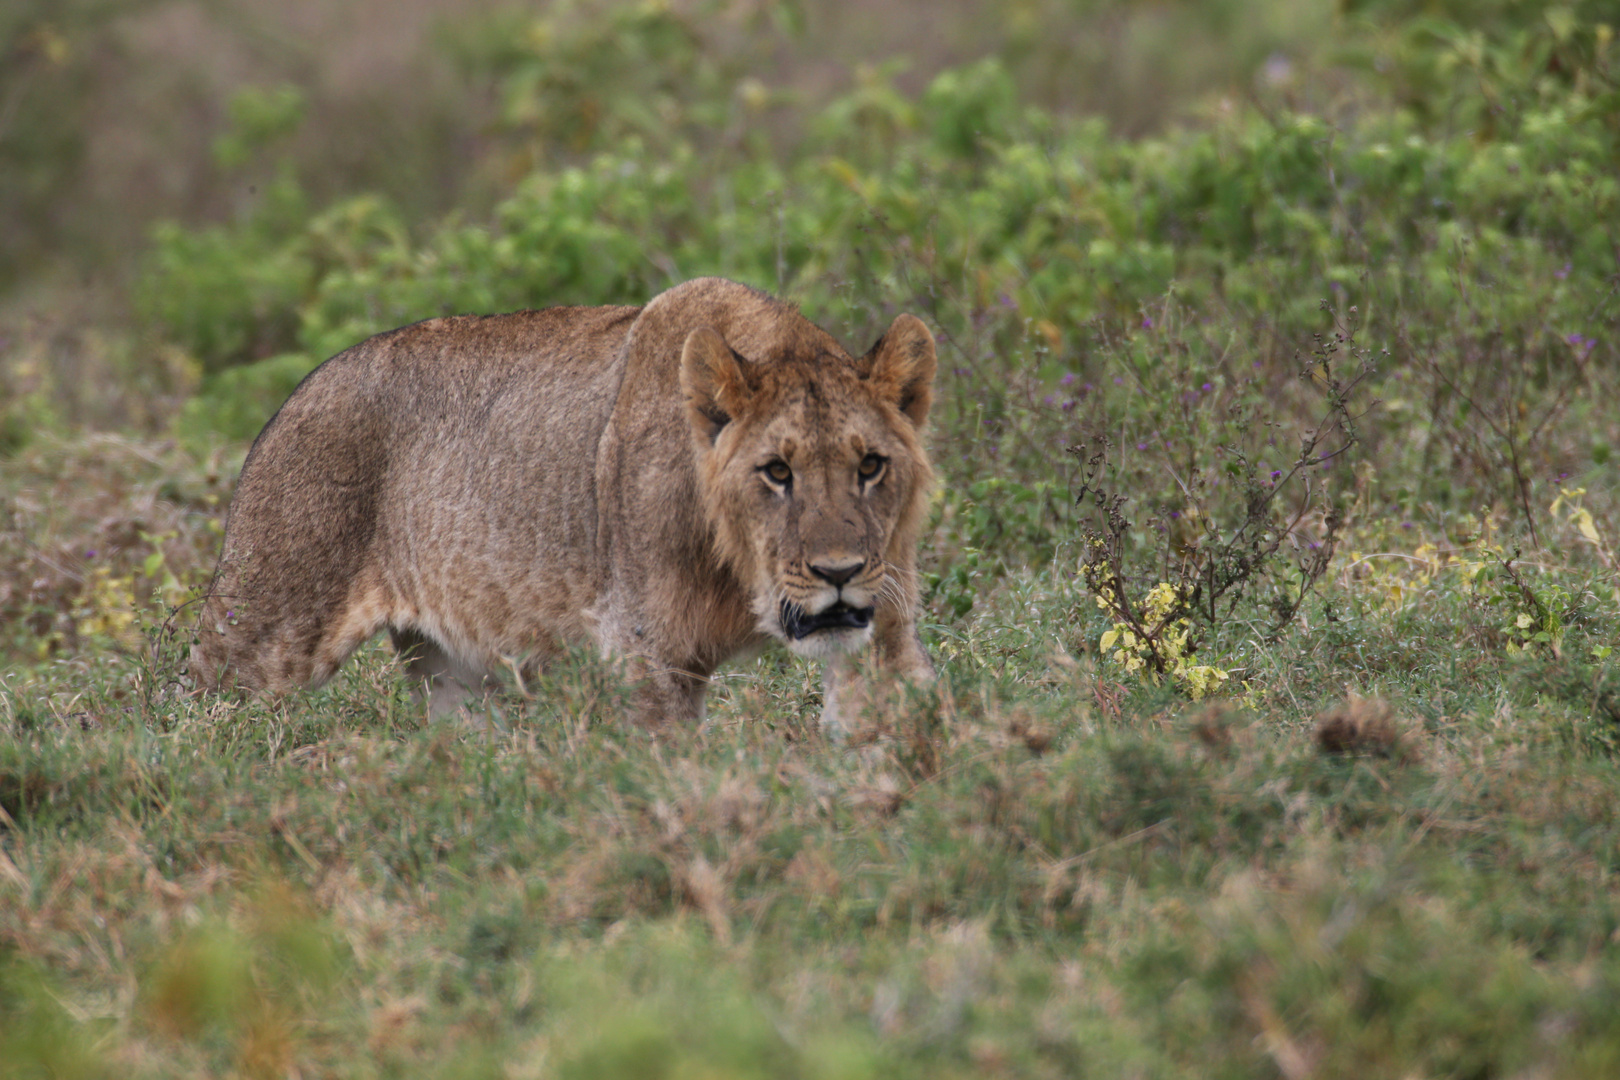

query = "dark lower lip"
[[781, 600, 875, 639]]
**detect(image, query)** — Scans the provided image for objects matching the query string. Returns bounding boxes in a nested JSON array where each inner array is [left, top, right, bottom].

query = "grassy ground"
[[2, 426, 1619, 1077]]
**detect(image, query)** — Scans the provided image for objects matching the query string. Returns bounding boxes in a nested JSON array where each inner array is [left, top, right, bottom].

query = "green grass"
[[2, 436, 1619, 1076]]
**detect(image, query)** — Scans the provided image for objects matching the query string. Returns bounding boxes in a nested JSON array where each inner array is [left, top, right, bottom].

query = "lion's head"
[[680, 314, 937, 658]]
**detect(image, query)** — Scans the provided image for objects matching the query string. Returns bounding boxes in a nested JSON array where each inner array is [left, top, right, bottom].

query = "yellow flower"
[[1176, 664, 1230, 701]]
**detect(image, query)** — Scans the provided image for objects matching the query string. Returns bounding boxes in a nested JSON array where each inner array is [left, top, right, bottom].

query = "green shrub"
[[176, 352, 318, 445]]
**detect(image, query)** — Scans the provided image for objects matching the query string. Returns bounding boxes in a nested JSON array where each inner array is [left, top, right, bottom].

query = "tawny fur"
[[190, 278, 937, 728]]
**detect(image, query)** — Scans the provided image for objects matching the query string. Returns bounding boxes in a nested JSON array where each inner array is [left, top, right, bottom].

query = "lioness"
[[191, 278, 937, 731]]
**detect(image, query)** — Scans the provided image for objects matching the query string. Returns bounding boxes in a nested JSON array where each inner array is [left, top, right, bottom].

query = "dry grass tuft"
[[1190, 705, 1235, 755], [1313, 696, 1420, 762], [1005, 709, 1053, 756]]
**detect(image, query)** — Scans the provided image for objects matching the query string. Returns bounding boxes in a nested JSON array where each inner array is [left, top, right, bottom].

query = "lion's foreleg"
[[819, 654, 865, 741], [819, 605, 934, 740]]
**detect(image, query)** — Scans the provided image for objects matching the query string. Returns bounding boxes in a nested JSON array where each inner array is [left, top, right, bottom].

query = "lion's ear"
[[680, 326, 750, 443], [863, 314, 936, 428]]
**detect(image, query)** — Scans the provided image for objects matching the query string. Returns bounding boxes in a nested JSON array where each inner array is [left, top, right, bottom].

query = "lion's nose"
[[808, 558, 863, 587]]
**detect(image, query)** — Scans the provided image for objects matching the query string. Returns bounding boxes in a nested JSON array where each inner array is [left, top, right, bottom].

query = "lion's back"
[[196, 303, 641, 691]]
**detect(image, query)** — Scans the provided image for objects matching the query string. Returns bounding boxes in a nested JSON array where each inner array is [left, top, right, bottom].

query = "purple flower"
[[1114, 377, 1125, 385], [1270, 470, 1282, 479], [1136, 442, 1149, 450], [953, 367, 971, 377], [1169, 510, 1181, 519], [1060, 372, 1077, 386], [1202, 382, 1213, 392], [1400, 521, 1413, 529], [999, 292, 1017, 309], [85, 549, 97, 558], [1565, 333, 1596, 359], [1141, 316, 1154, 330], [1555, 262, 1571, 280], [1083, 382, 1094, 392], [1043, 394, 1056, 405], [1061, 399, 1077, 412]]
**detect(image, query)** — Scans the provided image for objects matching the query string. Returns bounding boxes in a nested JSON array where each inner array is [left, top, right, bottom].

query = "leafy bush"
[[177, 352, 318, 444]]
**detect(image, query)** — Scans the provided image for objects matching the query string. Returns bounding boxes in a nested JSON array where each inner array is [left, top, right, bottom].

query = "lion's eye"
[[857, 454, 886, 482], [763, 460, 792, 485]]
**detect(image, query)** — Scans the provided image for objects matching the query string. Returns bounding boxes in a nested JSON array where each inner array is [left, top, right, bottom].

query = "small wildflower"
[[1141, 316, 1154, 330], [1060, 372, 1077, 386], [1270, 470, 1282, 480], [1061, 399, 1077, 412], [1555, 261, 1571, 280], [1202, 382, 1213, 392], [1563, 334, 1596, 359]]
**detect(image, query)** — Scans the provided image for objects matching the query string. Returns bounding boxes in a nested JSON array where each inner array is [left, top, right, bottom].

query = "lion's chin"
[[784, 624, 873, 660]]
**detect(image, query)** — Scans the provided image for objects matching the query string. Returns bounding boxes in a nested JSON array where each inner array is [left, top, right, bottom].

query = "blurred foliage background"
[[3, 0, 1614, 411]]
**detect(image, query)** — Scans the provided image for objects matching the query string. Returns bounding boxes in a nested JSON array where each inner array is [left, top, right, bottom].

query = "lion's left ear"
[[862, 314, 936, 428], [681, 326, 752, 444]]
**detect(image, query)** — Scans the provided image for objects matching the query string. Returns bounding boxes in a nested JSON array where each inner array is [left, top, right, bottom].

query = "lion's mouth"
[[781, 600, 874, 639]]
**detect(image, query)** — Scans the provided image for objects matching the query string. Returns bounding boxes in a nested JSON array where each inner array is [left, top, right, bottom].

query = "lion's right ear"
[[680, 327, 750, 443], [862, 314, 937, 429]]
